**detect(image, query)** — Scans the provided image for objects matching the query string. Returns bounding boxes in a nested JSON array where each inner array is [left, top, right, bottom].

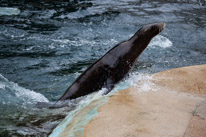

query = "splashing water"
[[0, 74, 48, 105], [0, 7, 20, 16], [149, 35, 173, 48]]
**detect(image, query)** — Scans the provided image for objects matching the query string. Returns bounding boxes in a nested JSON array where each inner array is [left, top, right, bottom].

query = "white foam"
[[77, 73, 155, 101], [0, 7, 20, 16], [149, 35, 173, 48], [0, 84, 6, 89], [0, 74, 49, 104], [108, 72, 158, 96]]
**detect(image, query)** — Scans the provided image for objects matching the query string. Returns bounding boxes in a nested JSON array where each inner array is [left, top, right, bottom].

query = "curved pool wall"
[[49, 96, 109, 137], [50, 72, 156, 137]]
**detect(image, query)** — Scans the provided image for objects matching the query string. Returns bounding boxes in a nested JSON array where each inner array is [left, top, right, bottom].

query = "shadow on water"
[[0, 0, 206, 136]]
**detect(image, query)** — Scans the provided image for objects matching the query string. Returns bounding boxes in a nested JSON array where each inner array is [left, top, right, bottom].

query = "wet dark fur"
[[59, 23, 165, 100]]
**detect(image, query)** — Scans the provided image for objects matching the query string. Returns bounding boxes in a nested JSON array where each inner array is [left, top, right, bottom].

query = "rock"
[[50, 65, 206, 137], [152, 65, 206, 94]]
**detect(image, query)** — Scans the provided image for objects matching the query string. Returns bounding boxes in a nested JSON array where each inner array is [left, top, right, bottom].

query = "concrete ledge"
[[50, 65, 206, 137]]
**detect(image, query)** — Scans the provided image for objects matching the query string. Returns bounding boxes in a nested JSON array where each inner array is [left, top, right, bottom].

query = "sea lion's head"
[[128, 23, 165, 56], [138, 22, 165, 38]]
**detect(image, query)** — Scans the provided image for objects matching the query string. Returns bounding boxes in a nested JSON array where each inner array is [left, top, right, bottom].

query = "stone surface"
[[152, 65, 206, 95], [51, 65, 206, 137], [184, 100, 206, 137]]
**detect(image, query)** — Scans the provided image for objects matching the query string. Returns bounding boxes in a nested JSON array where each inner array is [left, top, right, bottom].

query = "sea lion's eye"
[[151, 26, 156, 31]]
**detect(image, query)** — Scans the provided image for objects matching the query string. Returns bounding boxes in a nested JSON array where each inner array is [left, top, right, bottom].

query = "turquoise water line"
[[49, 73, 145, 137], [49, 97, 109, 137]]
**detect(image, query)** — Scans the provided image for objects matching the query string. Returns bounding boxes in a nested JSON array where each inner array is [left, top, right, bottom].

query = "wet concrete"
[[52, 65, 206, 137]]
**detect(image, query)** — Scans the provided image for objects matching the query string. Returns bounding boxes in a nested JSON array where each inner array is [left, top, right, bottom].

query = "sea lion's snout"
[[157, 22, 165, 32]]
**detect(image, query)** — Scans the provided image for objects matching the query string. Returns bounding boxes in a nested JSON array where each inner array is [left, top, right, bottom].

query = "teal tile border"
[[49, 97, 109, 137]]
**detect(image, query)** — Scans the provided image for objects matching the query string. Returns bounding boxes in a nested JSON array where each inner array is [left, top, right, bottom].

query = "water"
[[0, 0, 206, 136]]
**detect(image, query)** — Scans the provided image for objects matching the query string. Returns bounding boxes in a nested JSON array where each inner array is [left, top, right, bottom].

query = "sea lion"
[[59, 22, 165, 100]]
